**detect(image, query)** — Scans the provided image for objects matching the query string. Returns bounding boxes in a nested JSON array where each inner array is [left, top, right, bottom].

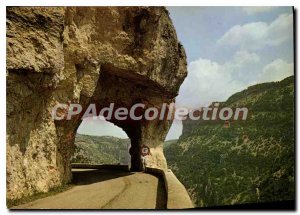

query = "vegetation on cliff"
[[72, 134, 130, 165], [165, 76, 295, 207]]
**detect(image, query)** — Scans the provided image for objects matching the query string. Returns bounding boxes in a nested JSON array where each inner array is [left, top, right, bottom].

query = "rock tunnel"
[[6, 6, 187, 200]]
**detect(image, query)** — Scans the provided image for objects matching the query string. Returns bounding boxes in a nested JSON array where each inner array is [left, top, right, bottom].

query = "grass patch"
[[7, 183, 74, 208]]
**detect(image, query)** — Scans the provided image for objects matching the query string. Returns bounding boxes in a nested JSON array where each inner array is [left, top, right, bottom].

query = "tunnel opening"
[[53, 63, 174, 182], [71, 116, 131, 167]]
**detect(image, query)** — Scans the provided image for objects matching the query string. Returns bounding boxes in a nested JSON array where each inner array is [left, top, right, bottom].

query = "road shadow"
[[154, 173, 167, 209], [72, 169, 134, 185]]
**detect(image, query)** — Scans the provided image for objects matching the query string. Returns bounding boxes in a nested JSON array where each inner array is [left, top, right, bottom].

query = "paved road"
[[13, 169, 167, 209]]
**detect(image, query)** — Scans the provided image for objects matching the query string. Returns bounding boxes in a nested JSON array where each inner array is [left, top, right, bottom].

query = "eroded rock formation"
[[7, 7, 187, 200]]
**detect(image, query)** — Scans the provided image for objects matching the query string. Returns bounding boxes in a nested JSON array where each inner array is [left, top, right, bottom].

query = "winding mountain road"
[[13, 169, 167, 209]]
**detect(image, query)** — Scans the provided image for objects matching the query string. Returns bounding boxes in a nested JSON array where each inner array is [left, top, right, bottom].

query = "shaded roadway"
[[13, 168, 167, 209]]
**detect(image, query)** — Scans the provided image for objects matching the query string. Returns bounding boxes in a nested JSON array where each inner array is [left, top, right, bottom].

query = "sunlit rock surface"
[[6, 7, 187, 200]]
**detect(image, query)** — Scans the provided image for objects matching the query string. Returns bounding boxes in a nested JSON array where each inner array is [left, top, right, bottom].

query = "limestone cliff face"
[[6, 7, 187, 200]]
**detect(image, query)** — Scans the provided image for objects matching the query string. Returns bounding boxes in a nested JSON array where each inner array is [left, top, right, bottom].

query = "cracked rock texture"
[[7, 6, 187, 200]]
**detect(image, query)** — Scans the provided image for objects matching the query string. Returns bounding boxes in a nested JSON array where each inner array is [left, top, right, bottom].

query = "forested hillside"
[[165, 76, 295, 207], [72, 134, 130, 165]]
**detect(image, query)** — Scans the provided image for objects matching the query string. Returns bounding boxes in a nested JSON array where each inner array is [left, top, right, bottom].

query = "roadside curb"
[[145, 167, 194, 209]]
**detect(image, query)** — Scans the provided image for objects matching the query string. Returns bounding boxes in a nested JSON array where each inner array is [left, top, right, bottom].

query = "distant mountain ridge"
[[72, 134, 130, 165], [165, 76, 295, 207]]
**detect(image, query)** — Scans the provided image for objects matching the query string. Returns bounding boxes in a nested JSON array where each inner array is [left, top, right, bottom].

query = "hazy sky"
[[78, 6, 294, 140]]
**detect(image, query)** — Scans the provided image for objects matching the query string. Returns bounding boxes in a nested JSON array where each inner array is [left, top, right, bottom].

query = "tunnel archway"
[[54, 63, 174, 175], [73, 117, 131, 166]]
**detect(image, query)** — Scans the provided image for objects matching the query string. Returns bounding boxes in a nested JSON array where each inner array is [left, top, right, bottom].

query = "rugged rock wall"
[[6, 7, 187, 200]]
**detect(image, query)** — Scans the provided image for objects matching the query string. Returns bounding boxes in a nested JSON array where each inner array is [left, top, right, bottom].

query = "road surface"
[[13, 169, 167, 209]]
